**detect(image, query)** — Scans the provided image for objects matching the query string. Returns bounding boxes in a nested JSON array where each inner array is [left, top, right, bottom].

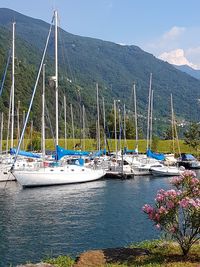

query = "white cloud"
[[141, 26, 200, 69], [159, 49, 199, 69], [162, 26, 185, 41], [143, 26, 186, 53]]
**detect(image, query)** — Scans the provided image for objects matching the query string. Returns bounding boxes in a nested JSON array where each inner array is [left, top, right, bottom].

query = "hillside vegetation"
[[0, 8, 200, 139]]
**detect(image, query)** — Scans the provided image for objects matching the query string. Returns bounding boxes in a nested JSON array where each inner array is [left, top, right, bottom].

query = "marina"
[[0, 2, 200, 266]]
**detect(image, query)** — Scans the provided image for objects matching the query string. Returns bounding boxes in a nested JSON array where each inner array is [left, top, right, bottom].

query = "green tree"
[[27, 131, 41, 151], [183, 122, 200, 151]]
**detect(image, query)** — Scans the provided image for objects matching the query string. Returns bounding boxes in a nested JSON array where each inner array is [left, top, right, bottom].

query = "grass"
[[3, 138, 199, 156], [42, 239, 200, 267], [43, 255, 75, 267]]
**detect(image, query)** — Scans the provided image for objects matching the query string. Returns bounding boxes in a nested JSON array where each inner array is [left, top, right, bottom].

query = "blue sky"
[[1, 0, 200, 69]]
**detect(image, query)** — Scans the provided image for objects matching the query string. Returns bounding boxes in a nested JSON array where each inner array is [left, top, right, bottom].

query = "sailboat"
[[12, 11, 105, 187], [0, 22, 16, 182]]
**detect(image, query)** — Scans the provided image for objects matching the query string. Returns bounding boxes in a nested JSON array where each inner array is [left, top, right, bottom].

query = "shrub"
[[142, 170, 200, 256]]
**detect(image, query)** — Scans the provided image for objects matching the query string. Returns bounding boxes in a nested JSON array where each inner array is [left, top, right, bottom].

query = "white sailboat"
[[12, 11, 105, 187], [0, 22, 16, 182]]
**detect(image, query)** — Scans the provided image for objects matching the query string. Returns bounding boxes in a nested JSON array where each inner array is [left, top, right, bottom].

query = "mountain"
[[0, 8, 200, 138], [174, 64, 200, 80]]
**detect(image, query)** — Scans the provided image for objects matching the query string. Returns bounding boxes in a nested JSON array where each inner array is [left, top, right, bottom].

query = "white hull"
[[150, 166, 184, 176], [13, 165, 105, 187]]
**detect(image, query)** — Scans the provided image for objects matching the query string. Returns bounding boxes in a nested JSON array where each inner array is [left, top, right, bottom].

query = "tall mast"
[[123, 104, 127, 149], [96, 83, 100, 151], [70, 103, 75, 149], [0, 113, 3, 154], [114, 99, 117, 154], [149, 89, 154, 149], [118, 101, 121, 152], [17, 100, 20, 143], [64, 95, 67, 149], [6, 89, 12, 154], [30, 120, 33, 151], [171, 93, 175, 154], [22, 110, 25, 150], [11, 22, 16, 148], [54, 10, 59, 146], [133, 82, 138, 152], [146, 73, 152, 151], [42, 64, 46, 158], [171, 94, 181, 156], [102, 97, 106, 151], [82, 105, 85, 151]]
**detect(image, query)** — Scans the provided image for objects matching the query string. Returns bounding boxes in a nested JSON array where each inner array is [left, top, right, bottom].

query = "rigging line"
[[58, 14, 75, 84], [59, 30, 75, 84], [0, 48, 11, 96], [10, 16, 54, 169], [45, 102, 56, 147]]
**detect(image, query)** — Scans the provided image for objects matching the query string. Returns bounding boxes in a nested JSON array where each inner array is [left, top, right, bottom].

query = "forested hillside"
[[0, 8, 200, 139]]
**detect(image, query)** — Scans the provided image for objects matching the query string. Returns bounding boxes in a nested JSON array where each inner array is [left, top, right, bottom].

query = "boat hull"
[[150, 167, 183, 176], [13, 165, 105, 187]]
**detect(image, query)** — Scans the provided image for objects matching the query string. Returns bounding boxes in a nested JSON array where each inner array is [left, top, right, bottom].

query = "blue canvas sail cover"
[[90, 149, 106, 159], [124, 147, 138, 154], [56, 145, 90, 160], [10, 148, 41, 158], [146, 149, 165, 161], [181, 153, 196, 161]]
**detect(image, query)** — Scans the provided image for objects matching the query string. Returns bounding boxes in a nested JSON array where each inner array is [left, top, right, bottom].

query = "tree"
[[27, 131, 41, 151], [184, 122, 200, 151]]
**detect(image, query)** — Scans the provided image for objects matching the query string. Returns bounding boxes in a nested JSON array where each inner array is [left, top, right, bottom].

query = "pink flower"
[[142, 204, 154, 214], [179, 198, 190, 208], [155, 193, 165, 202], [170, 176, 183, 185], [155, 224, 161, 229], [154, 213, 160, 221], [158, 206, 167, 214], [190, 178, 200, 187], [166, 201, 175, 209]]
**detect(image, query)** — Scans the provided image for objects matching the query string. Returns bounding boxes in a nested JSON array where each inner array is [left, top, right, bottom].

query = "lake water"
[[0, 175, 180, 266]]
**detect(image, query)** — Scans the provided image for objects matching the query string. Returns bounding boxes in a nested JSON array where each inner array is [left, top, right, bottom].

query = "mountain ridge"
[[0, 8, 200, 138]]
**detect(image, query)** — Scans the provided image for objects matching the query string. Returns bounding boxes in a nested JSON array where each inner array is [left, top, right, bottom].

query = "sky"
[[1, 0, 200, 69]]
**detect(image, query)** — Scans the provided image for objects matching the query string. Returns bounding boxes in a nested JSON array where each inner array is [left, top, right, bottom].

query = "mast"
[[171, 93, 175, 154], [17, 100, 20, 143], [102, 97, 106, 151], [171, 94, 181, 156], [114, 99, 117, 154], [64, 95, 67, 149], [133, 82, 138, 152], [6, 88, 12, 154], [82, 105, 85, 151], [42, 64, 46, 158], [118, 101, 121, 152], [96, 83, 100, 151], [22, 110, 25, 150], [149, 89, 154, 149], [54, 10, 59, 147], [0, 113, 3, 154], [123, 104, 127, 149], [11, 22, 16, 148], [146, 73, 152, 151], [70, 103, 75, 149], [30, 120, 33, 151]]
